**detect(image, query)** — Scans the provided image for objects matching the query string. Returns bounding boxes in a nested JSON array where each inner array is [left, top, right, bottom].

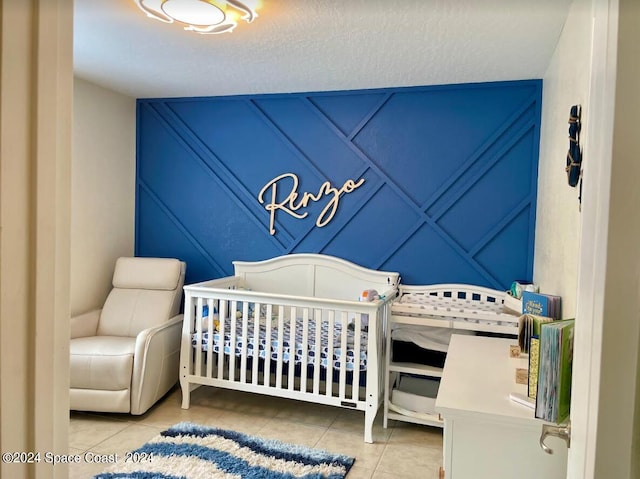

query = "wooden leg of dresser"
[[439, 466, 445, 479]]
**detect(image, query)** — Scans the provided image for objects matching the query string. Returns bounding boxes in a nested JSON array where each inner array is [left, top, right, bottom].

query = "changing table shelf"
[[387, 362, 444, 377], [383, 311, 446, 430]]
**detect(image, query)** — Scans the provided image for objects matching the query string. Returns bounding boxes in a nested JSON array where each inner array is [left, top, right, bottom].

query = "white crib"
[[179, 254, 399, 443]]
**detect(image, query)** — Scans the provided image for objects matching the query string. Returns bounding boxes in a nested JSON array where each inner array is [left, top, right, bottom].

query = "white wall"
[[71, 78, 136, 315], [534, 0, 592, 318]]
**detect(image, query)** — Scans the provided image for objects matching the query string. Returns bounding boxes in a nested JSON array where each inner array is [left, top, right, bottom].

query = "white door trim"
[[567, 0, 619, 477]]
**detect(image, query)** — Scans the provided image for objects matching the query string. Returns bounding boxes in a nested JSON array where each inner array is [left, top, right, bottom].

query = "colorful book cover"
[[535, 319, 575, 424], [521, 291, 562, 319], [555, 320, 575, 423]]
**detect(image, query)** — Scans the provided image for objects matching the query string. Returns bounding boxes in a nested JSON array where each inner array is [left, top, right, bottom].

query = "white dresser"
[[435, 334, 568, 479]]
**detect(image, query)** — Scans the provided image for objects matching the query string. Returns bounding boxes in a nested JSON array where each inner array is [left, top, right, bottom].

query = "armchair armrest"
[[130, 314, 184, 415], [70, 309, 101, 338]]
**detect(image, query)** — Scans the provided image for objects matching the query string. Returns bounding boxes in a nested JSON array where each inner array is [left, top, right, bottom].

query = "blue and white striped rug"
[[94, 422, 355, 479]]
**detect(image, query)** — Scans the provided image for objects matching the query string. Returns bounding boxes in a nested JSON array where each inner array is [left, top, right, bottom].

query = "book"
[[521, 291, 562, 319], [518, 314, 553, 354], [528, 336, 540, 399], [535, 319, 575, 424]]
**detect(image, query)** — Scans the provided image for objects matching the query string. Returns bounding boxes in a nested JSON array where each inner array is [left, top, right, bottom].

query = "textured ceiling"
[[74, 0, 573, 99]]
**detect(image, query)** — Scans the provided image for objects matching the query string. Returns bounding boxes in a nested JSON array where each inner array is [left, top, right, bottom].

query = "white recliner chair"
[[70, 257, 186, 415]]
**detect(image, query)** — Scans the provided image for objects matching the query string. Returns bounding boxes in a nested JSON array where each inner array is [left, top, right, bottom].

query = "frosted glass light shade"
[[161, 0, 226, 27], [134, 0, 258, 34]]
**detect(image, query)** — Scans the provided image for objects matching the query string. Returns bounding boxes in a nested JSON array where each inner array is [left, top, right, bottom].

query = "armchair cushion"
[[70, 336, 136, 390], [98, 289, 177, 337], [112, 257, 183, 290]]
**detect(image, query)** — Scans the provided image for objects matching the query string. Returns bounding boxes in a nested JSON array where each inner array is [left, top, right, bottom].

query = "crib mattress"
[[191, 320, 368, 371]]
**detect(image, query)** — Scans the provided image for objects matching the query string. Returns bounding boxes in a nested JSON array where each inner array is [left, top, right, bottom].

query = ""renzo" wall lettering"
[[258, 173, 365, 235]]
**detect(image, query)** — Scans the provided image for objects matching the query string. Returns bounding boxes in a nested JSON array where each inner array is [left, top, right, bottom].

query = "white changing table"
[[435, 334, 568, 479], [383, 284, 520, 430]]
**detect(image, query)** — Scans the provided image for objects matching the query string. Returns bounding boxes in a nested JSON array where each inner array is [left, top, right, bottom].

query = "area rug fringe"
[[94, 421, 355, 479]]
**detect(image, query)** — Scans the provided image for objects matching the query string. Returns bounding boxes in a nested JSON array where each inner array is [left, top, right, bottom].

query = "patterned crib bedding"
[[191, 319, 368, 372]]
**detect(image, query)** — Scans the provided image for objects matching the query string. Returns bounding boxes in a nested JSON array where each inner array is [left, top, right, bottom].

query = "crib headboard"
[[233, 254, 399, 302]]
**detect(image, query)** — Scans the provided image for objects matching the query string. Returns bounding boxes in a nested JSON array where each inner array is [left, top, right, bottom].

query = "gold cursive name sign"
[[258, 173, 365, 235]]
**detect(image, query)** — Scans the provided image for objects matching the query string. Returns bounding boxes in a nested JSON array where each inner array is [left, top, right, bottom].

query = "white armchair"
[[70, 257, 186, 415]]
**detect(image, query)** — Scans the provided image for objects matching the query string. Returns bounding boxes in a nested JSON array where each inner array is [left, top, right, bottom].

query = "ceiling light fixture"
[[134, 0, 259, 34]]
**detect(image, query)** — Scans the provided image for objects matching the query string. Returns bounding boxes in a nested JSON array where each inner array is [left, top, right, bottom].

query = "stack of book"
[[517, 291, 562, 354], [528, 319, 575, 424]]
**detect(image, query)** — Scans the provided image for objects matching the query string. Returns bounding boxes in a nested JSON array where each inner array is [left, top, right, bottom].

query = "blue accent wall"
[[136, 80, 541, 289]]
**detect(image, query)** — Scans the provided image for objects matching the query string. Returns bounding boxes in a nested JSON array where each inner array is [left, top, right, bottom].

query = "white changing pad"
[[391, 284, 520, 338]]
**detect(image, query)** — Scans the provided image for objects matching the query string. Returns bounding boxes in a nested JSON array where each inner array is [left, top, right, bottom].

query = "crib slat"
[[338, 310, 348, 400], [300, 308, 309, 393], [264, 304, 272, 387], [352, 312, 362, 402], [206, 298, 214, 379], [275, 306, 284, 389], [313, 308, 321, 395], [326, 311, 334, 398], [288, 307, 296, 391], [252, 302, 261, 385], [217, 299, 227, 380], [240, 301, 249, 383], [229, 301, 237, 381]]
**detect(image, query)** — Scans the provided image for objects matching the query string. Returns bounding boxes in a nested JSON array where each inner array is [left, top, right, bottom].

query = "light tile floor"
[[69, 386, 443, 478]]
